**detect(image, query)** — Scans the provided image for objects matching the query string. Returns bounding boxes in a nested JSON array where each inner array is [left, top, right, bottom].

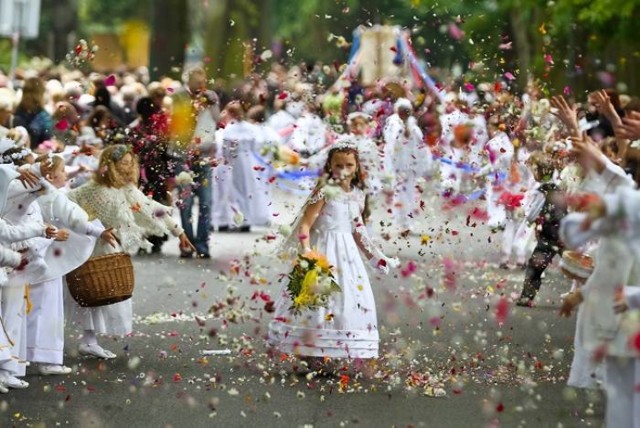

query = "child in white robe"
[[0, 167, 54, 388], [561, 185, 640, 427], [559, 137, 634, 393], [26, 155, 116, 375], [0, 245, 28, 393], [221, 103, 270, 231], [0, 157, 69, 384], [383, 99, 430, 231], [67, 145, 194, 359], [288, 104, 327, 157]]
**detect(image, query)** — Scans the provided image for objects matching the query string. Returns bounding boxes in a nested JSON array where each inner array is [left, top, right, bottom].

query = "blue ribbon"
[[433, 155, 480, 174], [251, 151, 321, 181], [348, 31, 361, 64]]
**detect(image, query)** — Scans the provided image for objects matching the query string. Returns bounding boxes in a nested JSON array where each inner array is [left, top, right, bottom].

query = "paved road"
[[2, 191, 604, 427]]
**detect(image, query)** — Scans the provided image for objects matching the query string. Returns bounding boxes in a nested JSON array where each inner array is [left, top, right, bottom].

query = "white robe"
[[476, 132, 514, 228], [211, 128, 233, 228], [383, 114, 429, 230], [289, 113, 327, 155], [266, 110, 295, 146], [560, 159, 635, 389], [222, 121, 272, 227], [26, 187, 102, 365], [563, 185, 640, 426]]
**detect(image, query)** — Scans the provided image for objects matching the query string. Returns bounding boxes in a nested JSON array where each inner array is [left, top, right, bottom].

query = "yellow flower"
[[301, 268, 319, 295], [304, 250, 331, 271]]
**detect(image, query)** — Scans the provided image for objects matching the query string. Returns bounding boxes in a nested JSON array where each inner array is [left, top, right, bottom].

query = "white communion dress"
[[268, 186, 383, 359]]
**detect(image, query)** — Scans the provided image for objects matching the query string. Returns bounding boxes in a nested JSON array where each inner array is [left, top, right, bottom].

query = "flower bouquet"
[[286, 250, 341, 314]]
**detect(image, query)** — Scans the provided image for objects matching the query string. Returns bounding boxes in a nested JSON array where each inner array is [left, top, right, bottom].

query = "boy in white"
[[383, 98, 430, 231]]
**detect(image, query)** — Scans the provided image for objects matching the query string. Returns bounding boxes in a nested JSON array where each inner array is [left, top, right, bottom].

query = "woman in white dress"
[[268, 143, 398, 365], [67, 145, 194, 358]]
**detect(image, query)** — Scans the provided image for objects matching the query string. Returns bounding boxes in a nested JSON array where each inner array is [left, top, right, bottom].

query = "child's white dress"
[[268, 186, 380, 359], [67, 182, 184, 336]]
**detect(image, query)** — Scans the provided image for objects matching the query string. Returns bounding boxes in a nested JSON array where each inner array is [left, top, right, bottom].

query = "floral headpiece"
[[1, 148, 30, 164], [330, 136, 358, 152], [110, 145, 131, 162]]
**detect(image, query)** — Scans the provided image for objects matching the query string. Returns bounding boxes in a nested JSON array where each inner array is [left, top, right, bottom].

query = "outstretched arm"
[[352, 218, 399, 274], [297, 191, 326, 252]]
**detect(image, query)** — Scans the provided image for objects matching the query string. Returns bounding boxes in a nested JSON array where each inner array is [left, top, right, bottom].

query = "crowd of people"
[[0, 59, 639, 425]]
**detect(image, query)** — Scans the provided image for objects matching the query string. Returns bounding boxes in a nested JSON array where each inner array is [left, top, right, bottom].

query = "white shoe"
[[0, 384, 8, 394], [38, 364, 72, 376], [79, 343, 116, 359], [4, 375, 28, 388]]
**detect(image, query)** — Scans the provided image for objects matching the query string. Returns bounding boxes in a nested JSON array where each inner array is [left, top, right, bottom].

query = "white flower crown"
[[330, 136, 358, 152], [1, 149, 30, 164]]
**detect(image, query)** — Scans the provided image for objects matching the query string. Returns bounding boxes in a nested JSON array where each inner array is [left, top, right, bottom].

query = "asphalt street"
[[2, 189, 604, 427]]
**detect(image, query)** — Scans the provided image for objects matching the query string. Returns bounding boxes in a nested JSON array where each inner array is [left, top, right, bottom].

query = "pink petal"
[[504, 72, 516, 81], [448, 22, 465, 41], [104, 74, 116, 86]]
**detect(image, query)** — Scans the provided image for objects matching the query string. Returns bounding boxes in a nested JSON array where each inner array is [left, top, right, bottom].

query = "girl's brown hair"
[[18, 77, 46, 112], [323, 145, 366, 191], [321, 145, 371, 222], [93, 144, 139, 188]]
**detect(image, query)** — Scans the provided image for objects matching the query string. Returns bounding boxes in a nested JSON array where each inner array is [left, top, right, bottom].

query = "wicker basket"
[[66, 253, 135, 307]]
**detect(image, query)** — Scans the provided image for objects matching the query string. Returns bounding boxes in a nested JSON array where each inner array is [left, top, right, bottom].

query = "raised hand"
[[591, 90, 620, 123], [551, 95, 579, 137], [17, 169, 39, 188], [618, 111, 640, 140]]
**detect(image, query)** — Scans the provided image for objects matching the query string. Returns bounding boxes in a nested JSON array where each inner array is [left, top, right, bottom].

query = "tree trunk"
[[149, 0, 189, 80], [509, 5, 532, 87]]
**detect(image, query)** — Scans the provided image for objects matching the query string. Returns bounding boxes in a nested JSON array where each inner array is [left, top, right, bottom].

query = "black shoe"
[[180, 251, 194, 259], [238, 225, 251, 233], [499, 262, 510, 270], [218, 225, 230, 232], [516, 297, 534, 307], [196, 253, 211, 259]]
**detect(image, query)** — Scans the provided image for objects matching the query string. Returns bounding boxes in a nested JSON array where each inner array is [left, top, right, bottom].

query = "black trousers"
[[520, 239, 563, 300]]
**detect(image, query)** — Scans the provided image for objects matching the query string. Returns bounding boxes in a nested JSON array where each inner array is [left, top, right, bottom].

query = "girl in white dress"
[[67, 145, 194, 359], [268, 143, 398, 365]]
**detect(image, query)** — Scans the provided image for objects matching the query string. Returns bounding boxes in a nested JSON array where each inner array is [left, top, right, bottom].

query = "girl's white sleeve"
[[599, 156, 635, 190], [0, 246, 22, 268], [41, 190, 105, 237], [0, 219, 45, 243], [143, 195, 184, 238]]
